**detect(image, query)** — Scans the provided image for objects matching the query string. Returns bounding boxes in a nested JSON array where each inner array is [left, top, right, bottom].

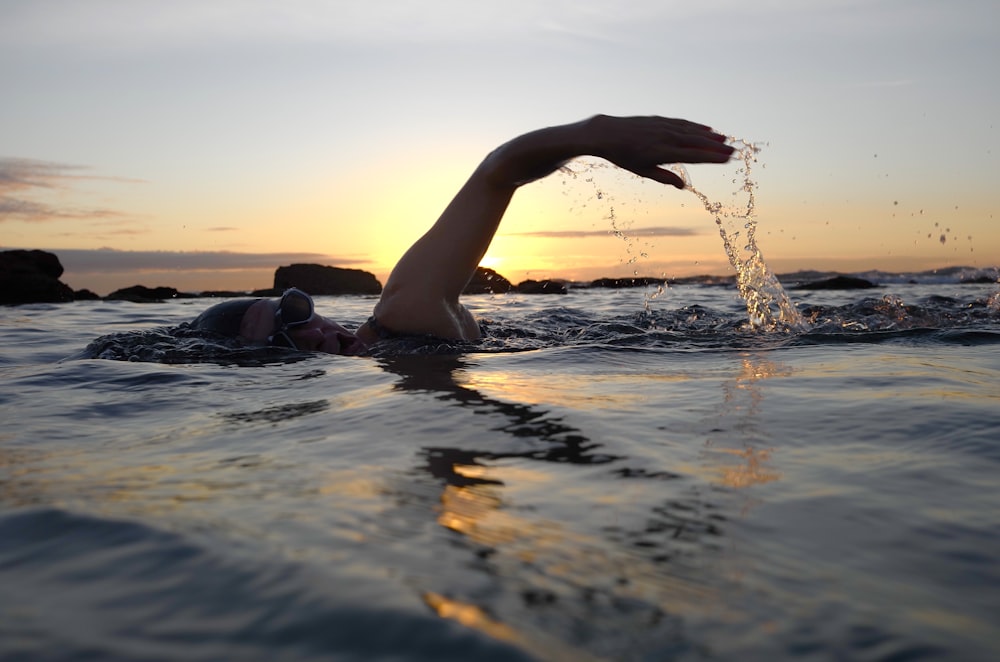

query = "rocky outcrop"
[[274, 264, 382, 295], [590, 276, 666, 289], [0, 249, 76, 304], [105, 285, 199, 302], [199, 290, 254, 298], [516, 279, 567, 295], [463, 267, 513, 294], [793, 275, 878, 290]]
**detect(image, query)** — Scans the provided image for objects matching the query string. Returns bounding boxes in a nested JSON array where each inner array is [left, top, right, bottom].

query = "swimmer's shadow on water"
[[370, 354, 730, 650], [219, 399, 330, 425], [376, 354, 725, 547]]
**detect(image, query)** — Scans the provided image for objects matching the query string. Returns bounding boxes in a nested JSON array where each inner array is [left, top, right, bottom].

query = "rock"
[[0, 249, 76, 304], [274, 264, 382, 295], [589, 276, 666, 289], [199, 290, 252, 298], [464, 267, 513, 294], [516, 279, 567, 295], [793, 275, 878, 290], [105, 285, 198, 302], [73, 288, 101, 301]]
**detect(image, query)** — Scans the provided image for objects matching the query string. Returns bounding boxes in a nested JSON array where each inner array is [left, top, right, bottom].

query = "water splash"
[[671, 140, 805, 331]]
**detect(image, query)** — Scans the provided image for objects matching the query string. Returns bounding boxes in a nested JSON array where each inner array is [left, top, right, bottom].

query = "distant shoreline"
[[2, 248, 997, 305]]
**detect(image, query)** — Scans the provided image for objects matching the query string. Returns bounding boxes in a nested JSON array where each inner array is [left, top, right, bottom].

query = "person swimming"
[[191, 289, 368, 355], [190, 114, 735, 355]]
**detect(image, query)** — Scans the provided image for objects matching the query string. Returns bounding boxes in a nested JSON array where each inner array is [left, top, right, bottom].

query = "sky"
[[1, 0, 997, 295]]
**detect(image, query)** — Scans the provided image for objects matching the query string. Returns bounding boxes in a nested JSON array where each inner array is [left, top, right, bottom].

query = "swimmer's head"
[[189, 298, 260, 338], [190, 289, 367, 355]]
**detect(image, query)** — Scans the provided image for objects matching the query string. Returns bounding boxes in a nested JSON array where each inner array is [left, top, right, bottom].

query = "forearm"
[[480, 116, 608, 188]]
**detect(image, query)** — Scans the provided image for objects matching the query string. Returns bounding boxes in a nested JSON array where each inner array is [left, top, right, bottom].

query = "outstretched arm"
[[369, 115, 734, 340]]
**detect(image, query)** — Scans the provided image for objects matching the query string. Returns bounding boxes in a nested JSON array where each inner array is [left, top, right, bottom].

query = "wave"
[[0, 507, 537, 662]]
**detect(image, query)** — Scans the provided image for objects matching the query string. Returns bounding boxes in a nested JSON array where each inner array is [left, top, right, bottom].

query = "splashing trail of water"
[[672, 140, 805, 331]]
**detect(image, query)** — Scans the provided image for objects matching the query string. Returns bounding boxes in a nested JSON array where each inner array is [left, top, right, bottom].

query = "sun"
[[478, 255, 503, 271]]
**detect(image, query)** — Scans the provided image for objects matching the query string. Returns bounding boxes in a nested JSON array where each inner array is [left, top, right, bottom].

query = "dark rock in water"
[[199, 290, 252, 298], [274, 264, 382, 295], [464, 267, 513, 294], [105, 285, 198, 302], [73, 288, 101, 301], [590, 276, 666, 289], [0, 249, 76, 304], [516, 279, 567, 295], [794, 275, 878, 290]]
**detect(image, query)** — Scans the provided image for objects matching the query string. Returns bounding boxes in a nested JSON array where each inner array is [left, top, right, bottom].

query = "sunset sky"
[[2, 0, 997, 295]]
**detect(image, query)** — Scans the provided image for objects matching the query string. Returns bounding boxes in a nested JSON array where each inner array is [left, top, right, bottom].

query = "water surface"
[[2, 281, 999, 660]]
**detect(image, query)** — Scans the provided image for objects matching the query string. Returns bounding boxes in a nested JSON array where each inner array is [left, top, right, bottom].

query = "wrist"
[[483, 116, 607, 187]]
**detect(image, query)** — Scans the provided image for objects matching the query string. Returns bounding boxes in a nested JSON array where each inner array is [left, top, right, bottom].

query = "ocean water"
[[2, 276, 1000, 661]]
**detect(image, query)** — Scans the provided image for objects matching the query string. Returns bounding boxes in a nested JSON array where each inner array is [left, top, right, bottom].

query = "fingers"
[[672, 146, 735, 163], [640, 166, 686, 189], [639, 117, 735, 162], [598, 115, 736, 183], [662, 131, 736, 163]]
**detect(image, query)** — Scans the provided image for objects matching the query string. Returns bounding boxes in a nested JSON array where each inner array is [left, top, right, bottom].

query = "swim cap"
[[189, 298, 261, 338]]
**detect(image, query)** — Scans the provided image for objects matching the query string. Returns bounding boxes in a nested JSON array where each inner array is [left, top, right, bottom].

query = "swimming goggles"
[[267, 288, 315, 350]]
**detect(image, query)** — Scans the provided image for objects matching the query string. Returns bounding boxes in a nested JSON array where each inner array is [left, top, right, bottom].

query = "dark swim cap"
[[189, 298, 261, 338]]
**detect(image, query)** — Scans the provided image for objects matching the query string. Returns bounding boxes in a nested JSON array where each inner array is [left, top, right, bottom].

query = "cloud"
[[0, 157, 141, 223], [0, 0, 756, 53], [510, 225, 701, 239], [43, 248, 367, 273]]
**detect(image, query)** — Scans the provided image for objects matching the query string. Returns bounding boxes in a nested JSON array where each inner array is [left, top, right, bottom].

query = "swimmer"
[[191, 115, 735, 354]]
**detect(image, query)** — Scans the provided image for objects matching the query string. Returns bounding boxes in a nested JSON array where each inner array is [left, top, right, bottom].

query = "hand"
[[588, 115, 735, 188]]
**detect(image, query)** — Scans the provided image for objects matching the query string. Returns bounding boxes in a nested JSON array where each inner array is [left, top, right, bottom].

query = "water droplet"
[[939, 234, 947, 244]]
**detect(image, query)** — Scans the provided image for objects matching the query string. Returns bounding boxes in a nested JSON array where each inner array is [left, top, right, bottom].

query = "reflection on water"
[[714, 447, 781, 489], [377, 354, 733, 657], [423, 591, 520, 643], [703, 353, 788, 494]]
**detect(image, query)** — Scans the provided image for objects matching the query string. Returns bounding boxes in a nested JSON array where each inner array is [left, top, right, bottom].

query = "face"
[[239, 299, 367, 356]]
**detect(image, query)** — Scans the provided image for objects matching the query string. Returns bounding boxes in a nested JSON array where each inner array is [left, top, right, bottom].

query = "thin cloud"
[[44, 248, 367, 274], [0, 157, 143, 223], [511, 226, 701, 239]]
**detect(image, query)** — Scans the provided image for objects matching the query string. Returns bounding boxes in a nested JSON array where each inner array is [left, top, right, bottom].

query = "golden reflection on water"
[[423, 591, 601, 662], [460, 367, 691, 410], [712, 447, 781, 489], [423, 591, 520, 643], [700, 354, 790, 491], [432, 458, 718, 598]]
